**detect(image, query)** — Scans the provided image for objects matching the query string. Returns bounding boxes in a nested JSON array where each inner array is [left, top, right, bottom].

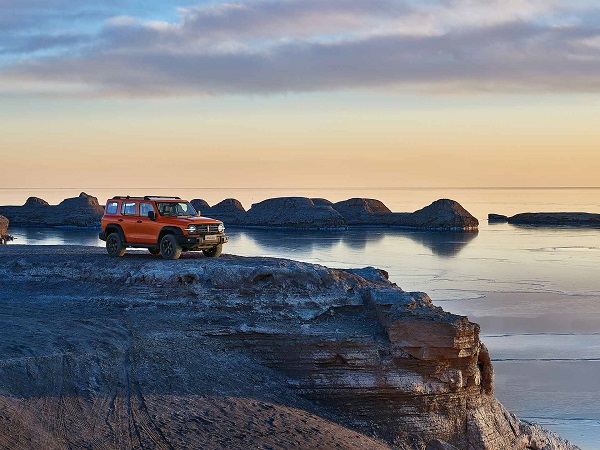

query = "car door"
[[119, 201, 139, 242], [136, 202, 160, 244]]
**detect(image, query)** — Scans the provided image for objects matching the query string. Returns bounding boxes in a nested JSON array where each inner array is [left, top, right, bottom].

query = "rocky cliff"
[[489, 212, 600, 226], [0, 192, 104, 227], [0, 246, 576, 449]]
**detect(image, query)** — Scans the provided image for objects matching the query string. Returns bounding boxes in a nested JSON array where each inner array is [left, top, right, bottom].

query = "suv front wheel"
[[160, 234, 182, 260], [106, 232, 126, 257]]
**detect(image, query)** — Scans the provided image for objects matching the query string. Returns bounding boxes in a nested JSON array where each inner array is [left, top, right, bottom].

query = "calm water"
[[3, 187, 600, 449]]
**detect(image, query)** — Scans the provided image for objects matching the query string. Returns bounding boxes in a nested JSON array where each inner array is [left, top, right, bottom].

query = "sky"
[[1, 0, 599, 190]]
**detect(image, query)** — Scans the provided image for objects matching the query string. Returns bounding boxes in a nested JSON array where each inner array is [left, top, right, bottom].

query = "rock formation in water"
[[0, 246, 577, 450], [0, 193, 478, 230], [488, 214, 509, 222], [207, 198, 247, 225], [0, 192, 104, 227], [489, 212, 600, 226], [197, 197, 478, 230], [243, 197, 347, 229]]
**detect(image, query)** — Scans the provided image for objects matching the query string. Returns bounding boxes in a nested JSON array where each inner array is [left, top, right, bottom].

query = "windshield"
[[156, 202, 198, 217]]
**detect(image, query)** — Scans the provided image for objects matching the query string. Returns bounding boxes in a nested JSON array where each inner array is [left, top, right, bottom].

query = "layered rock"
[[244, 197, 347, 229], [0, 192, 104, 227], [0, 215, 8, 236], [489, 212, 600, 226], [0, 246, 577, 450]]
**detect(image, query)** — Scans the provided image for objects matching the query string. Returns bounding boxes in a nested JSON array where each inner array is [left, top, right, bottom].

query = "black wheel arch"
[[105, 224, 126, 242], [158, 226, 184, 245]]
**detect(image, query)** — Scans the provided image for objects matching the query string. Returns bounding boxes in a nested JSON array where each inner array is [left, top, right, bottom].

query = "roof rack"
[[111, 196, 182, 200], [111, 196, 145, 200], [144, 196, 181, 200]]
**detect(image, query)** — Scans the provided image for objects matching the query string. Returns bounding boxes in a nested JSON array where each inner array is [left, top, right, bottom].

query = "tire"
[[160, 234, 182, 260], [203, 244, 222, 258], [106, 232, 126, 257], [148, 247, 161, 256]]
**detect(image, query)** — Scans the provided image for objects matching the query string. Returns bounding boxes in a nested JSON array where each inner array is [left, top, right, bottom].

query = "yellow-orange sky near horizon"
[[1, 93, 598, 189]]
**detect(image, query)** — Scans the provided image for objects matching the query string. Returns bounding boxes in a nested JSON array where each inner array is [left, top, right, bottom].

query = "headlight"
[[218, 223, 225, 233], [186, 225, 197, 233]]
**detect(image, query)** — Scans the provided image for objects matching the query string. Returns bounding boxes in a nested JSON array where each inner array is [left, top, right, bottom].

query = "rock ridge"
[[193, 196, 479, 230]]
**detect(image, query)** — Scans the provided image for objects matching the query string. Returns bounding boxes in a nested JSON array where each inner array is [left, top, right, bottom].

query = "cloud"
[[1, 0, 599, 96]]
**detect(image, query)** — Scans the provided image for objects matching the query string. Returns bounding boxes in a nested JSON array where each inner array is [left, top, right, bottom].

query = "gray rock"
[[0, 192, 104, 227], [402, 199, 479, 230], [0, 245, 578, 450], [488, 213, 508, 222], [190, 198, 210, 214], [333, 198, 392, 225], [331, 198, 478, 230], [208, 198, 247, 225], [508, 212, 600, 226], [311, 198, 334, 206], [24, 197, 49, 207], [245, 197, 347, 229], [426, 440, 460, 450]]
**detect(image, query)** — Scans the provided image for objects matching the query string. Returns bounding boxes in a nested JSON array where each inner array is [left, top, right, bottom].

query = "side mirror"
[[148, 210, 156, 220], [197, 211, 201, 216]]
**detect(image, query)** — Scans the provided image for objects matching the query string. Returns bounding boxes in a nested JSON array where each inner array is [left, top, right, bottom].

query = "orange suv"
[[99, 196, 228, 259]]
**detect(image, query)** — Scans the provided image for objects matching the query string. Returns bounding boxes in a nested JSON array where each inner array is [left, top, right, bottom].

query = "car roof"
[[110, 196, 182, 201]]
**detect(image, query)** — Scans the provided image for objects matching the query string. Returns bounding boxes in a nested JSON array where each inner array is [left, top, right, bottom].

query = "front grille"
[[196, 224, 220, 233]]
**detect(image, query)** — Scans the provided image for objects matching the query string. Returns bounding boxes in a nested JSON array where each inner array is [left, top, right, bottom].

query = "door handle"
[[118, 219, 123, 222], [137, 220, 142, 223]]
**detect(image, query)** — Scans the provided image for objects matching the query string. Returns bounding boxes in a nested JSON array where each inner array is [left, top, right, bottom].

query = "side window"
[[106, 201, 118, 215], [121, 202, 137, 216], [139, 203, 154, 217]]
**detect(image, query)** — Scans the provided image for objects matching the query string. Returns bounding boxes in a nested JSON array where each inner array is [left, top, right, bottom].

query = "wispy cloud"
[[1, 0, 599, 96]]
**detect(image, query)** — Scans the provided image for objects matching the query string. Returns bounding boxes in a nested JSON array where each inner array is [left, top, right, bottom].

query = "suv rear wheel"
[[202, 244, 222, 258], [106, 233, 126, 257], [160, 234, 182, 260]]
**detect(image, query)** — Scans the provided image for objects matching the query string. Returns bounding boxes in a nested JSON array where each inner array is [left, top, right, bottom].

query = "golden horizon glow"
[[1, 93, 599, 190]]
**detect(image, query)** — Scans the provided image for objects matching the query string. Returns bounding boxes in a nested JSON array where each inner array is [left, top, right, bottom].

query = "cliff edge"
[[0, 246, 575, 449]]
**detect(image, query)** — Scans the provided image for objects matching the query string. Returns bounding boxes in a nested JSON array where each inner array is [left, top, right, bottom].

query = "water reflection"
[[9, 227, 103, 247], [8, 226, 478, 257], [228, 227, 478, 257]]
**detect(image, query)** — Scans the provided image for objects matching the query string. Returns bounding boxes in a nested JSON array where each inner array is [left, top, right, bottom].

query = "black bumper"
[[176, 234, 229, 246], [99, 232, 107, 241]]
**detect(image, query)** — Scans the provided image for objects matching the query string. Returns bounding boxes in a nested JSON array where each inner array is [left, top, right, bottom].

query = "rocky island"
[[489, 212, 600, 226], [196, 197, 479, 230], [0, 246, 575, 449], [0, 195, 478, 231], [0, 192, 104, 228]]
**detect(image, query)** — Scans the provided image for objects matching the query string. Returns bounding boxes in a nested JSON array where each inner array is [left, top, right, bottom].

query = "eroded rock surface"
[[0, 192, 104, 227], [0, 246, 575, 449]]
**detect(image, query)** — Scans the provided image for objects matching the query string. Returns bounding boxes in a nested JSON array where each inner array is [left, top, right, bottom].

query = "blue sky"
[[2, 0, 599, 96]]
